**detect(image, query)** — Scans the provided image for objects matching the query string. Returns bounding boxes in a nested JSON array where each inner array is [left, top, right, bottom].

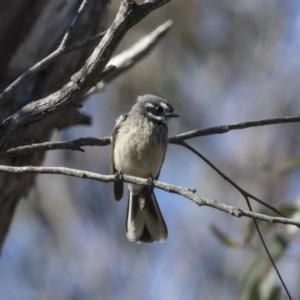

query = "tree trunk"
[[0, 0, 110, 251]]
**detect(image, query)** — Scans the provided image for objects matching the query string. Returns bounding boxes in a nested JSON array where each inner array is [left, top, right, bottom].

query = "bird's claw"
[[115, 171, 123, 181], [147, 175, 154, 191]]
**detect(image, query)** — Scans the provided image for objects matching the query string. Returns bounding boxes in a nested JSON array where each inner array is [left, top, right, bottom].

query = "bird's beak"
[[166, 112, 180, 118]]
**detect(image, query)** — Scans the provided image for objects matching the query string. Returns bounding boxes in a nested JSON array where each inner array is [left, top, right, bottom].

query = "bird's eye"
[[156, 106, 164, 114]]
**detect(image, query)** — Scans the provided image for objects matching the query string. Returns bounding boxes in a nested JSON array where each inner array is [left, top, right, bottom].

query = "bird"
[[111, 94, 179, 243]]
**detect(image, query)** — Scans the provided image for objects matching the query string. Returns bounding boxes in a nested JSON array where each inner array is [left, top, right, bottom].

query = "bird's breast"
[[113, 118, 168, 179]]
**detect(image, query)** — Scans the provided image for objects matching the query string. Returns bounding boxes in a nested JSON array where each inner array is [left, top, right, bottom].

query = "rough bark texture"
[[0, 0, 109, 250]]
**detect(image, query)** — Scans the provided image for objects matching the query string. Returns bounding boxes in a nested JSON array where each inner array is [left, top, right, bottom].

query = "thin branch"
[[178, 141, 288, 218], [60, 0, 90, 49], [1, 138, 295, 224], [0, 0, 171, 150], [243, 195, 292, 300], [86, 20, 173, 96], [3, 137, 110, 158], [0, 21, 174, 158], [0, 49, 61, 104], [0, 31, 106, 104], [0, 164, 299, 227], [170, 116, 300, 143], [104, 20, 172, 83], [178, 141, 293, 299], [64, 31, 107, 53], [4, 114, 300, 159], [3, 113, 300, 159], [0, 113, 300, 159]]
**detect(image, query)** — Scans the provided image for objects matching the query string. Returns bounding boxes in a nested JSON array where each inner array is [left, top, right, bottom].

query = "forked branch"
[[0, 0, 171, 149], [0, 164, 299, 227]]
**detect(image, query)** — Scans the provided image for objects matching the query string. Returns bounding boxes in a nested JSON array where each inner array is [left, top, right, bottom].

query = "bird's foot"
[[115, 171, 123, 182], [146, 175, 154, 192]]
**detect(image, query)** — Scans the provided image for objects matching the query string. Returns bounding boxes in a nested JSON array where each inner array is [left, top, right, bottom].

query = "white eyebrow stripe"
[[145, 102, 155, 108], [159, 102, 169, 110]]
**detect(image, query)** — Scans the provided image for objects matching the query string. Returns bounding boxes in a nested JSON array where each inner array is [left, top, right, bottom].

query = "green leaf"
[[243, 202, 300, 244], [267, 286, 281, 300], [265, 157, 300, 173], [210, 224, 242, 249], [239, 234, 289, 300]]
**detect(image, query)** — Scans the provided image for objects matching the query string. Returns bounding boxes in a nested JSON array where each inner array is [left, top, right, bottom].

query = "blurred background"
[[1, 0, 300, 299]]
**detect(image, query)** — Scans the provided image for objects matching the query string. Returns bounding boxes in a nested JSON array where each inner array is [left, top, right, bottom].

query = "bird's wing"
[[111, 113, 128, 201]]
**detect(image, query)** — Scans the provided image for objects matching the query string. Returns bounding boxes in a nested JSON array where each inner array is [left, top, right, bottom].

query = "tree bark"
[[0, 0, 110, 251]]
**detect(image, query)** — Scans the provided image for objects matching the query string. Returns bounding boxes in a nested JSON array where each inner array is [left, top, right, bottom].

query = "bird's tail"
[[126, 189, 168, 243]]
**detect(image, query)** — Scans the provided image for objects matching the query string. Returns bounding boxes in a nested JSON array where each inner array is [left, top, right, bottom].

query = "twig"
[[104, 20, 172, 83], [1, 138, 295, 224], [86, 20, 173, 96], [0, 4, 106, 104], [60, 0, 90, 49], [0, 49, 61, 104], [3, 137, 110, 158], [64, 31, 107, 53], [179, 141, 293, 300], [0, 164, 299, 227], [170, 116, 300, 143], [4, 114, 300, 159], [243, 195, 292, 300], [177, 141, 287, 218], [0, 0, 172, 150]]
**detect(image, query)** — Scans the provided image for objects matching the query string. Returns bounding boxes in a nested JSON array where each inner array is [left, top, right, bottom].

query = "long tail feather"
[[126, 190, 168, 243]]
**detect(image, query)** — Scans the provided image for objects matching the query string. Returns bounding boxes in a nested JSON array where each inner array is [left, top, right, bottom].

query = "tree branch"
[[2, 137, 110, 158], [87, 20, 173, 95], [64, 31, 107, 53], [0, 0, 171, 150], [178, 141, 294, 299], [3, 114, 300, 159], [0, 20, 174, 159], [243, 195, 292, 300], [59, 0, 91, 49], [169, 116, 300, 143], [104, 20, 172, 84], [178, 141, 287, 216], [0, 8, 106, 105], [0, 164, 298, 227]]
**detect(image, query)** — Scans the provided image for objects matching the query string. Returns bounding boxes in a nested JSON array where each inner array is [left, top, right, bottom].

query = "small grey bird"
[[111, 95, 179, 243]]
